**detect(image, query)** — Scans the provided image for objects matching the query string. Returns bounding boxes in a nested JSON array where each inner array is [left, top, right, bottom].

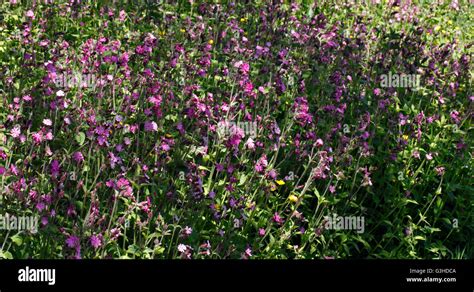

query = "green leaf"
[[10, 234, 22, 246], [197, 165, 210, 171], [239, 174, 247, 186], [75, 132, 86, 146], [313, 188, 320, 199], [154, 246, 165, 255], [0, 251, 13, 259]]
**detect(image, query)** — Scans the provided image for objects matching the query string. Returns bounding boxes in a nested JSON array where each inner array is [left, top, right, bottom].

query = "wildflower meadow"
[[0, 0, 472, 261]]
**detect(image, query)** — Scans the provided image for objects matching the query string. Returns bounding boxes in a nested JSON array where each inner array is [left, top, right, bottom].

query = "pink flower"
[[161, 143, 171, 152], [255, 155, 268, 173], [236, 62, 250, 75], [233, 61, 243, 68], [182, 226, 193, 237], [426, 153, 433, 160], [45, 132, 54, 141], [316, 138, 324, 148], [243, 81, 254, 93], [435, 166, 445, 176], [43, 119, 53, 126], [10, 125, 21, 138], [108, 152, 122, 169], [412, 150, 420, 159], [106, 180, 115, 188], [26, 10, 34, 19], [116, 178, 130, 189], [245, 137, 255, 150], [178, 244, 187, 253], [119, 10, 127, 21], [32, 132, 43, 144], [450, 110, 460, 124], [241, 247, 252, 259], [273, 212, 284, 225], [110, 228, 121, 240]]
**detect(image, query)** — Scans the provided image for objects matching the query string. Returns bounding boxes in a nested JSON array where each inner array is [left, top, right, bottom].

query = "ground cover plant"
[[0, 0, 472, 259]]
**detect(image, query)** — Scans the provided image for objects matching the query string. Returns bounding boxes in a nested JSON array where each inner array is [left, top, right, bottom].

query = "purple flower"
[[110, 228, 121, 240], [50, 160, 60, 177], [267, 169, 277, 180], [450, 110, 461, 124], [36, 202, 45, 212], [199, 241, 211, 256], [109, 152, 121, 169], [399, 114, 409, 126], [216, 163, 224, 172], [144, 121, 158, 132], [255, 155, 268, 173], [90, 234, 102, 249], [72, 151, 84, 163], [66, 235, 80, 248]]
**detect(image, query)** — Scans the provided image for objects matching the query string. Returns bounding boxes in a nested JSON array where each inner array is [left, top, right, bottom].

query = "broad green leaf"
[[75, 132, 86, 146]]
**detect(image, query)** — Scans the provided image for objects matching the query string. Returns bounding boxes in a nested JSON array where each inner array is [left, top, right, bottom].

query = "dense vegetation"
[[0, 0, 472, 259]]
